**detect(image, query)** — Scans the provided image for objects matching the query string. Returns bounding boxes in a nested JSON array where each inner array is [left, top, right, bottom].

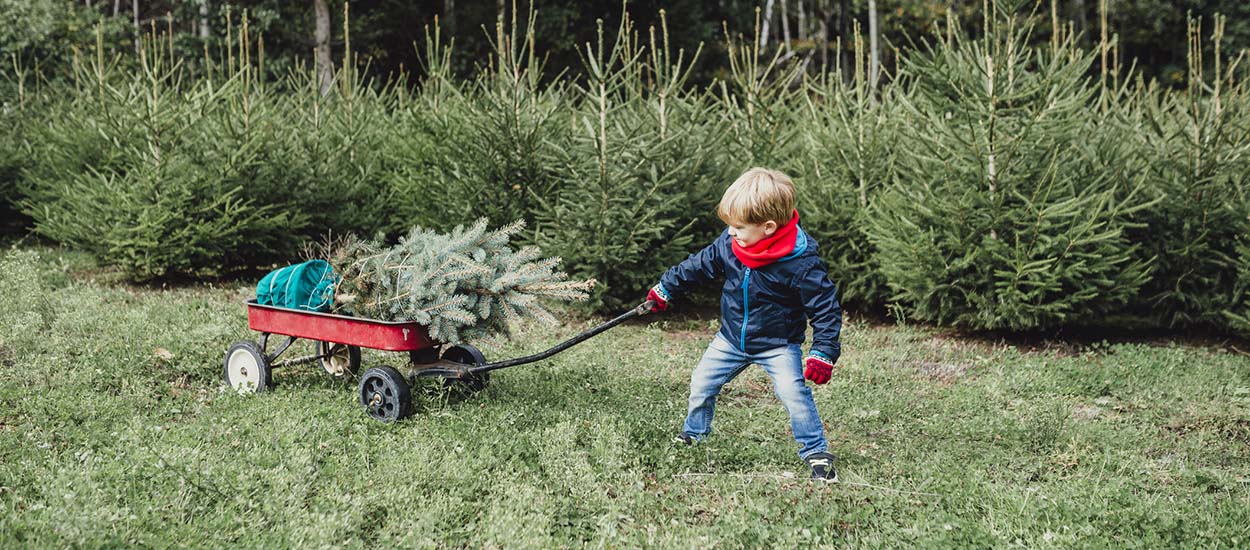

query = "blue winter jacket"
[[658, 227, 842, 362]]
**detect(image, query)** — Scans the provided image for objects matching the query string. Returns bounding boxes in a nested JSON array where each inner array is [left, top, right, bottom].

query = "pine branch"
[[330, 218, 593, 345]]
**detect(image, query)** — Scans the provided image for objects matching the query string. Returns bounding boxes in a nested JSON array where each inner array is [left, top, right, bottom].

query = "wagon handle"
[[476, 300, 656, 373]]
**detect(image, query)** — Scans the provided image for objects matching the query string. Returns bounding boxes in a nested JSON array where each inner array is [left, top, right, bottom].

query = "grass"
[[1, 247, 1249, 547]]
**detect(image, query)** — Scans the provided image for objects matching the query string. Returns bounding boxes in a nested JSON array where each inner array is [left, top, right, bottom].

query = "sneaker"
[[806, 452, 838, 482], [673, 433, 696, 446]]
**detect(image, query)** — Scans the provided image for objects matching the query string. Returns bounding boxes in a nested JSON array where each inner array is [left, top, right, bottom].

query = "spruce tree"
[[1231, 237, 1250, 333], [21, 24, 299, 279], [332, 218, 594, 346], [535, 12, 726, 310], [869, 10, 1152, 330], [796, 22, 898, 309], [0, 104, 25, 228], [269, 35, 400, 239], [1128, 15, 1250, 329], [449, 5, 567, 228], [718, 8, 806, 169], [383, 23, 475, 234]]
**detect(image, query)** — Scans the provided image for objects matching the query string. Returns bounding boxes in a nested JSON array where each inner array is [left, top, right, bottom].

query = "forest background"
[[2, 0, 1249, 335], [5, 0, 1249, 88]]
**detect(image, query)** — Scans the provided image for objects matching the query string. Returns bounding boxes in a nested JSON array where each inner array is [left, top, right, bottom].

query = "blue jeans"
[[681, 333, 828, 459]]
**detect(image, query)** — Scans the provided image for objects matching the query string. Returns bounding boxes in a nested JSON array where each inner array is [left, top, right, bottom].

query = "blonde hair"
[[717, 167, 797, 225]]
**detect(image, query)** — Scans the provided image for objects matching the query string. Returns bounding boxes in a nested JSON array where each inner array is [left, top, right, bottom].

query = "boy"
[[646, 167, 842, 482]]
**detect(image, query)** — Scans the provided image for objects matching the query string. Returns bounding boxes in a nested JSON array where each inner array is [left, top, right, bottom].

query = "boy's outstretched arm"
[[798, 261, 843, 384], [648, 230, 729, 312]]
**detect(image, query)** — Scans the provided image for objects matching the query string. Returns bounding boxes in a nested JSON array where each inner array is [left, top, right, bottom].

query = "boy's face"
[[727, 220, 778, 248]]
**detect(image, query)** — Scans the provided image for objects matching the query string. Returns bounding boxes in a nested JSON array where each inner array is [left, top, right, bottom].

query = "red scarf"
[[731, 210, 800, 269]]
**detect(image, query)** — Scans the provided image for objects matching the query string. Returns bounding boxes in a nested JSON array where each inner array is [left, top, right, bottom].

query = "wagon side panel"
[[246, 302, 434, 351]]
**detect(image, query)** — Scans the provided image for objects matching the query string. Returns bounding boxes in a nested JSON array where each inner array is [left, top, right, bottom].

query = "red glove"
[[804, 352, 835, 385], [647, 284, 670, 312]]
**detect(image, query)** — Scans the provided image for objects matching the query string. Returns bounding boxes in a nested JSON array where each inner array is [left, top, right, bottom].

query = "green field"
[[2, 248, 1248, 547]]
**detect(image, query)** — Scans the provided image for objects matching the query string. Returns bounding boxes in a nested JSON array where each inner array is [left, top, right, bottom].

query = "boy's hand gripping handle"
[[646, 284, 670, 312]]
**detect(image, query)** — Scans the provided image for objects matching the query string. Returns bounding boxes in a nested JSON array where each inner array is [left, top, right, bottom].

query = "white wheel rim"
[[227, 348, 262, 393], [323, 344, 350, 376]]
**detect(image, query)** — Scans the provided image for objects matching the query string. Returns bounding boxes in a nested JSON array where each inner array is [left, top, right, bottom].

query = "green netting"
[[255, 260, 338, 312]]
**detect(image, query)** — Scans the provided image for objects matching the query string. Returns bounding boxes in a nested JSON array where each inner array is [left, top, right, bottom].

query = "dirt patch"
[[721, 373, 775, 403], [920, 333, 1002, 355], [664, 330, 712, 343], [1221, 418, 1250, 444], [1164, 414, 1250, 444], [930, 323, 1250, 357], [909, 360, 973, 383], [1070, 403, 1103, 421]]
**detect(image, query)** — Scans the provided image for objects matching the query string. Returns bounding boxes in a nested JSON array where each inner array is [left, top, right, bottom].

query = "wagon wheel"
[[442, 344, 490, 393], [358, 366, 413, 422], [224, 341, 272, 394], [318, 341, 361, 378]]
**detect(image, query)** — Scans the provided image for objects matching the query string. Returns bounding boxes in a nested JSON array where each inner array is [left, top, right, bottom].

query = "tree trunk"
[[442, 0, 456, 39], [132, 0, 139, 53], [198, 0, 210, 39], [797, 0, 807, 41], [781, 0, 792, 53], [818, 1, 830, 74], [314, 0, 334, 96], [113, 0, 120, 17], [868, 0, 879, 87], [760, 0, 775, 50], [838, 0, 850, 81], [1072, 0, 1087, 44]]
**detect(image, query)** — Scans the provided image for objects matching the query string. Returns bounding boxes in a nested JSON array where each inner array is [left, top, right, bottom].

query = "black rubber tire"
[[223, 340, 272, 394], [318, 341, 361, 378], [358, 366, 413, 422], [441, 344, 490, 393], [409, 347, 440, 366]]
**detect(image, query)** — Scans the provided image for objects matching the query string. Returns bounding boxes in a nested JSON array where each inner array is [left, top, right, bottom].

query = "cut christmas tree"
[[328, 219, 595, 346]]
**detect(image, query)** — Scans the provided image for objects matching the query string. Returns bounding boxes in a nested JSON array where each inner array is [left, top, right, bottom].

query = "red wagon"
[[224, 299, 653, 422]]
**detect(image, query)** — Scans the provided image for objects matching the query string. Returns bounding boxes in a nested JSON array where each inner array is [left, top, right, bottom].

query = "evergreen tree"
[[449, 7, 568, 228], [333, 218, 594, 346], [1231, 237, 1250, 332], [1128, 15, 1250, 329], [0, 102, 27, 231], [869, 11, 1153, 330], [717, 7, 806, 169], [268, 40, 400, 239], [795, 22, 898, 309], [21, 26, 300, 279], [383, 24, 476, 234], [535, 11, 727, 309]]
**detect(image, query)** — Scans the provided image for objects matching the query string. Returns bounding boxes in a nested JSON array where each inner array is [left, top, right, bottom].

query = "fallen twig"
[[672, 471, 941, 497], [673, 472, 798, 481], [839, 473, 942, 497]]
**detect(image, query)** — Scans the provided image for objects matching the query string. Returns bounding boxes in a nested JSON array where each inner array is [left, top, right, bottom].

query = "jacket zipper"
[[740, 267, 751, 350]]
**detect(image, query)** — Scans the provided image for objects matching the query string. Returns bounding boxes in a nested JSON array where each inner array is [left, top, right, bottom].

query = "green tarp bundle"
[[255, 260, 338, 312]]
